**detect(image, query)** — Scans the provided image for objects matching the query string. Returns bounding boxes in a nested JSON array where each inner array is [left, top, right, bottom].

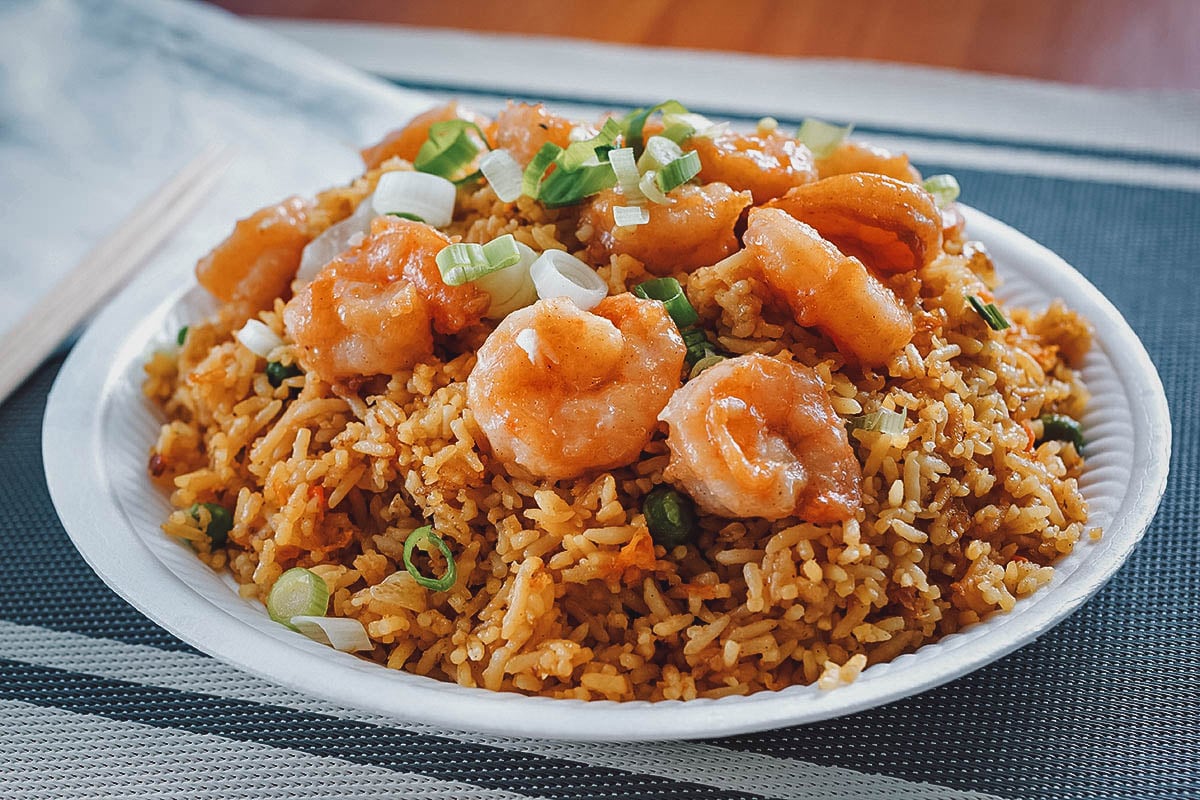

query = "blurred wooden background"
[[213, 0, 1200, 90]]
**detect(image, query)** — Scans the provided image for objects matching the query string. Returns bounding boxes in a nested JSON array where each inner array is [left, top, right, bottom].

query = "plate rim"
[[42, 205, 1171, 741]]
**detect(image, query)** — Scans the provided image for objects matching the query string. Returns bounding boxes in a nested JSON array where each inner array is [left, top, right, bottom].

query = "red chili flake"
[[309, 484, 327, 510], [148, 453, 167, 477], [1020, 420, 1035, 453]]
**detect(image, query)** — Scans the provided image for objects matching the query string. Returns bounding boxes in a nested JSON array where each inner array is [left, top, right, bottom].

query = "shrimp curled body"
[[658, 354, 861, 522], [768, 172, 943, 274], [467, 295, 686, 480], [744, 208, 914, 367]]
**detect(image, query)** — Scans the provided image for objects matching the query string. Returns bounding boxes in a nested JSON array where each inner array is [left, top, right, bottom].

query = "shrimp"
[[466, 295, 686, 480], [658, 354, 861, 522], [685, 131, 817, 203], [768, 173, 943, 274], [283, 216, 488, 379], [491, 102, 575, 166], [815, 140, 922, 184], [360, 102, 491, 170], [743, 208, 914, 367], [579, 183, 752, 274], [195, 197, 312, 311]]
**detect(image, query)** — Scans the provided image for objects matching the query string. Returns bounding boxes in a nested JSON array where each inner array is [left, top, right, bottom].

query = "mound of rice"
[[144, 136, 1094, 702]]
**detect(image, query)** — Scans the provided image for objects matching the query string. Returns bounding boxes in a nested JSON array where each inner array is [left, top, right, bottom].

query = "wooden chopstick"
[[0, 143, 233, 406]]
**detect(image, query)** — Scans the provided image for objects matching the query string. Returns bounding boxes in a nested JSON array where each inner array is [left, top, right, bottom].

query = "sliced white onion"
[[608, 147, 645, 204], [372, 170, 456, 227], [474, 241, 539, 319], [515, 328, 539, 365], [479, 149, 524, 203], [289, 615, 373, 652], [235, 319, 283, 359], [613, 205, 650, 227], [296, 196, 376, 283], [530, 250, 608, 310]]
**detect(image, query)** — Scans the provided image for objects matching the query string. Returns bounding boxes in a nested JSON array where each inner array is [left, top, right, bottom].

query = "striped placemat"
[[3, 2, 1197, 798]]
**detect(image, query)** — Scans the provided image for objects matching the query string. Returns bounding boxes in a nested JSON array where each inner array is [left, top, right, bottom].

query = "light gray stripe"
[[0, 621, 1000, 800], [0, 698, 537, 800], [260, 20, 1200, 160]]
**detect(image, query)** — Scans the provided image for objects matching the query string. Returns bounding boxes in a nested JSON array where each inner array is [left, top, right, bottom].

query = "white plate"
[[43, 207, 1170, 741]]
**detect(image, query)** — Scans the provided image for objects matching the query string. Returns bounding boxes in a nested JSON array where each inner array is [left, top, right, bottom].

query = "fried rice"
[[144, 102, 1095, 701]]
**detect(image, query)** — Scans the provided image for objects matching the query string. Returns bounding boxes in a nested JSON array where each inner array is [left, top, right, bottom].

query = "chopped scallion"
[[621, 100, 690, 158], [479, 149, 524, 202], [267, 567, 329, 628], [403, 525, 457, 592], [680, 326, 715, 365], [659, 121, 695, 144], [967, 295, 1011, 331], [413, 120, 488, 180], [638, 170, 671, 205], [559, 118, 622, 170], [521, 142, 564, 198], [536, 161, 617, 207], [529, 250, 609, 310], [1036, 414, 1084, 453], [657, 151, 701, 193], [373, 171, 456, 227], [235, 319, 284, 359], [387, 212, 426, 222], [188, 502, 233, 547], [609, 146, 644, 203], [613, 205, 650, 227], [643, 486, 697, 548], [688, 353, 726, 379], [923, 174, 961, 208], [266, 361, 302, 388], [637, 135, 685, 173], [797, 118, 854, 159], [849, 409, 906, 436], [435, 234, 522, 286], [632, 277, 700, 328], [176, 326, 188, 346]]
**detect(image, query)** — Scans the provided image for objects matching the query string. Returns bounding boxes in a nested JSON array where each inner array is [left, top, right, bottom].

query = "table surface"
[[3, 2, 1198, 798], [214, 0, 1200, 90]]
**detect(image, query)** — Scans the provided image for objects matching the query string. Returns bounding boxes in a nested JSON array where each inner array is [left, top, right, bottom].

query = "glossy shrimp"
[[814, 140, 922, 184], [658, 354, 861, 522], [466, 295, 686, 480], [685, 131, 818, 204], [195, 197, 312, 312], [744, 208, 914, 367], [360, 102, 491, 170], [491, 102, 576, 166], [768, 172, 943, 274], [284, 216, 488, 379], [580, 183, 752, 274]]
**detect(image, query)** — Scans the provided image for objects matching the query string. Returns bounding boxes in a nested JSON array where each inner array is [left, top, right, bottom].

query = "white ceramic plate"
[[43, 207, 1170, 741]]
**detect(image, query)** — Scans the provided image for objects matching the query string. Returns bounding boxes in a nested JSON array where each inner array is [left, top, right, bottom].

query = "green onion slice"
[[613, 205, 650, 227], [560, 117, 622, 170], [413, 120, 488, 179], [435, 234, 522, 286], [662, 110, 727, 139], [608, 146, 644, 203], [521, 142, 564, 198], [633, 277, 700, 328], [266, 361, 302, 388], [638, 170, 671, 205], [680, 326, 716, 366], [797, 118, 854, 159], [536, 161, 617, 208], [923, 174, 961, 208], [622, 100, 690, 158], [387, 212, 426, 222], [188, 502, 233, 547], [688, 353, 726, 379], [637, 135, 685, 173], [659, 121, 696, 144], [657, 151, 702, 193], [403, 525, 457, 592], [967, 294, 1011, 331], [479, 149, 524, 202], [643, 485, 697, 548], [176, 326, 188, 346], [267, 567, 330, 628], [1036, 414, 1084, 453], [848, 409, 906, 436]]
